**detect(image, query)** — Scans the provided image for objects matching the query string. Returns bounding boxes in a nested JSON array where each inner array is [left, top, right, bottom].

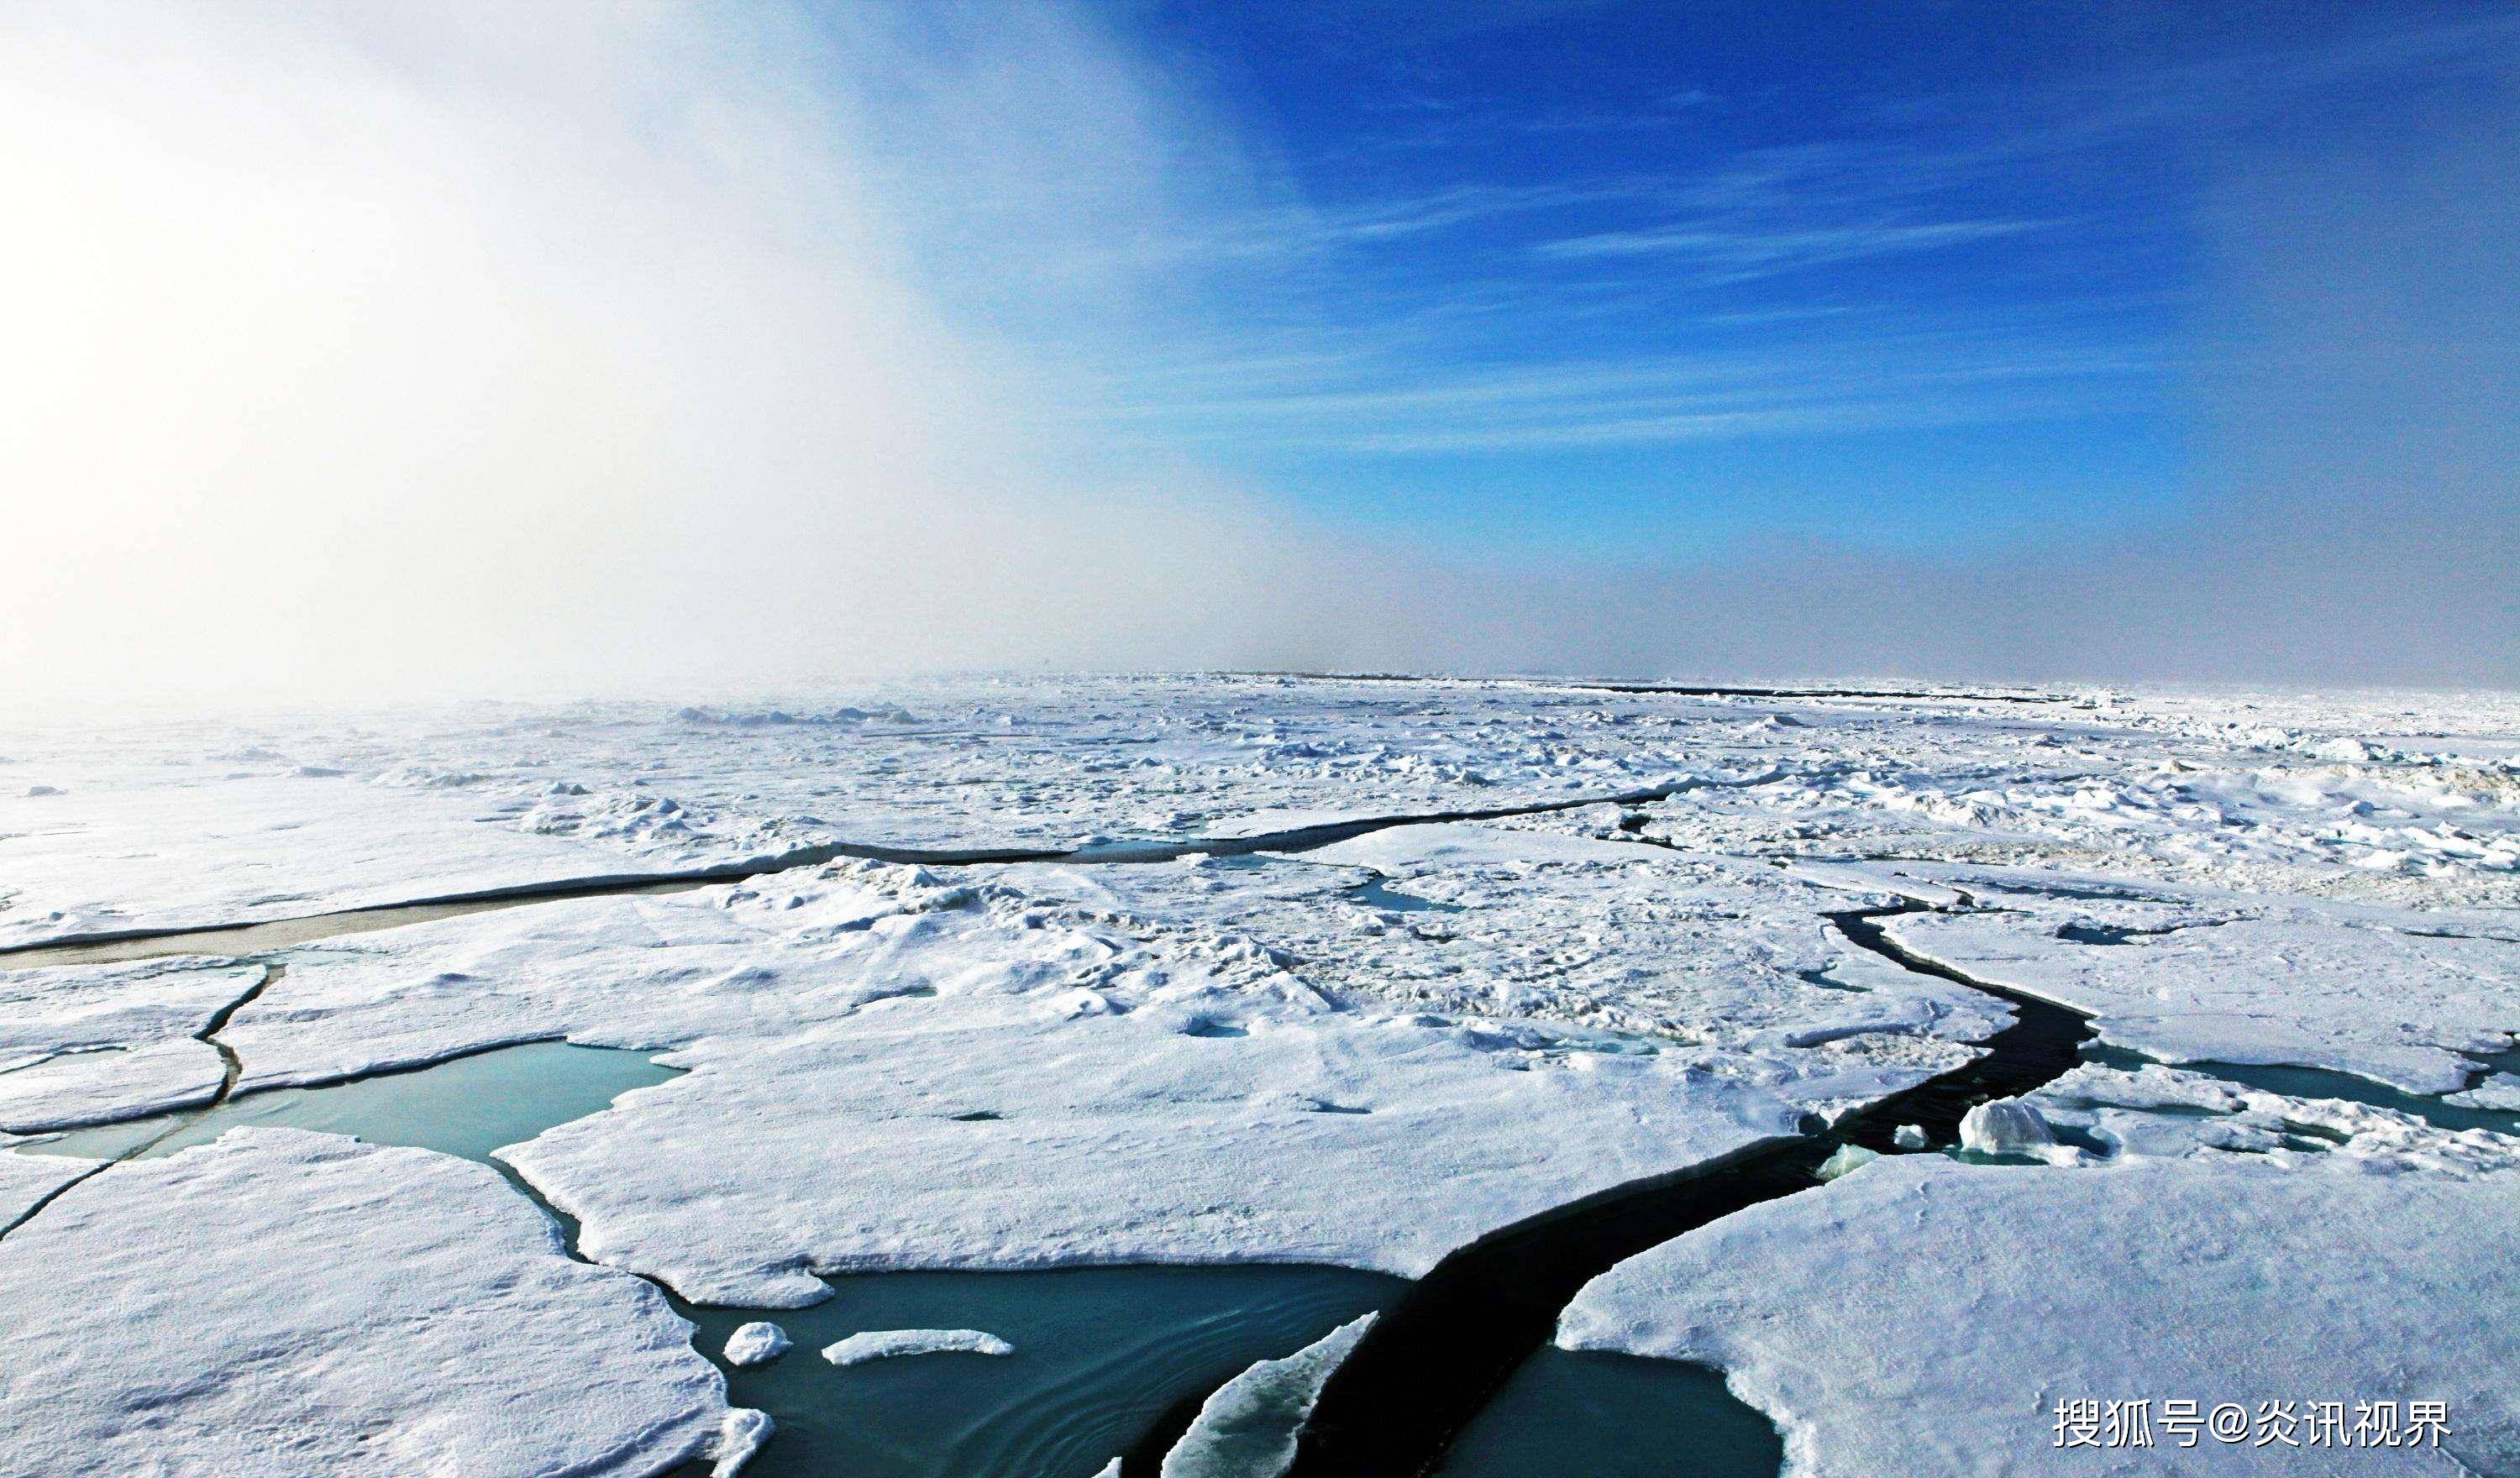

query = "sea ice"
[[712, 1408, 775, 1477], [0, 1145, 95, 1229], [1560, 1155, 2520, 1475], [1884, 897, 2520, 1093], [1956, 1098, 2067, 1161], [0, 957, 259, 1130], [1159, 1314, 1376, 1478], [724, 1320, 792, 1366], [0, 1128, 737, 1477], [821, 1328, 1016, 1365]]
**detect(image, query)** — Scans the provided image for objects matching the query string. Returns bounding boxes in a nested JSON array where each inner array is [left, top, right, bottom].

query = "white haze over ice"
[[2, 3, 2511, 700]]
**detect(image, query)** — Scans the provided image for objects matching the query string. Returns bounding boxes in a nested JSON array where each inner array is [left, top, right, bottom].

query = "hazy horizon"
[[5, 2, 2512, 702]]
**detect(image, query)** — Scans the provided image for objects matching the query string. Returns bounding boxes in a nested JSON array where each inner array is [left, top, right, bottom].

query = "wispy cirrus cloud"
[[1530, 217, 2046, 273]]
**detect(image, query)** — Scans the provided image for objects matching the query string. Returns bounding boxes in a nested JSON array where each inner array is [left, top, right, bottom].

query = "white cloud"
[[1, 3, 2507, 698], [0, 2, 1319, 700]]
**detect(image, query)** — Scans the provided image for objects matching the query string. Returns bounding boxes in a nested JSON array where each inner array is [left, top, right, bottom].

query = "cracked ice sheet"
[[0, 674, 2171, 948], [15, 679, 2513, 947], [0, 679, 1772, 945], [504, 980, 1808, 1304], [1000, 827, 2008, 1118], [0, 957, 257, 1131], [0, 1145, 93, 1226], [2027, 1061, 2520, 1171], [0, 757, 681, 951], [1559, 1153, 2520, 1476], [0, 1128, 738, 1478], [155, 848, 1986, 1304], [1599, 689, 2520, 906], [1873, 878, 2520, 1093]]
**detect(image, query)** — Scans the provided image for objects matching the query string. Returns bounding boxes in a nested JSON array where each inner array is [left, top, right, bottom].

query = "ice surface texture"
[[0, 1129, 740, 1477], [821, 1328, 1016, 1365], [1160, 1314, 1374, 1478], [1562, 1154, 2520, 1475]]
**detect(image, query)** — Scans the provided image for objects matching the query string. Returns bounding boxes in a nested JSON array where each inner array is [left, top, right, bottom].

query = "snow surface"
[[1159, 1314, 1375, 1478], [1880, 880, 2518, 1093], [1560, 1153, 2520, 1475], [7, 679, 2517, 1475], [0, 1144, 94, 1229], [821, 1328, 1016, 1365], [0, 1128, 741, 1477], [0, 840, 1987, 1302], [14, 678, 2510, 950], [0, 957, 255, 1129]]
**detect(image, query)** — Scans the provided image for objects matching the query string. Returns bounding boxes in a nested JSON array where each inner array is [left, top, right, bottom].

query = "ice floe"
[[1561, 1154, 2520, 1475], [1881, 889, 2519, 1093], [822, 1328, 1016, 1365], [724, 1320, 793, 1366], [0, 1128, 738, 1476], [1159, 1314, 1375, 1478]]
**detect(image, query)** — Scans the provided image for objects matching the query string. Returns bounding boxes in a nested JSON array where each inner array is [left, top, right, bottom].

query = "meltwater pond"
[[16, 1040, 680, 1164], [1436, 1348, 1782, 1478], [674, 1265, 1401, 1478]]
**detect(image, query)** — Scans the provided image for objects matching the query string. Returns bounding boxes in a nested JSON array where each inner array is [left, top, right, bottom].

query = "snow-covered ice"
[[1955, 1098, 2069, 1161], [0, 1128, 739, 1477], [724, 1320, 793, 1366], [1881, 883, 2518, 1092], [821, 1328, 1016, 1365], [503, 965, 1809, 1303], [0, 1144, 95, 1229], [1159, 1314, 1375, 1478], [0, 957, 257, 1130], [5, 677, 2516, 1475], [711, 1408, 776, 1477], [1560, 1153, 2520, 1475]]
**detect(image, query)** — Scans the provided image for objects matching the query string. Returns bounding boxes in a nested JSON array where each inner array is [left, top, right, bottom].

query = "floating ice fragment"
[[1160, 1314, 1376, 1478], [1959, 1099, 2058, 1157], [821, 1329, 1016, 1366], [1816, 1144, 1879, 1182], [712, 1408, 774, 1476], [723, 1322, 790, 1366], [2448, 1075, 2520, 1111], [1893, 1124, 1929, 1149]]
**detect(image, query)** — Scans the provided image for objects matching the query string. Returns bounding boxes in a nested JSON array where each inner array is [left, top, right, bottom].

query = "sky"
[[2, 1, 2512, 698]]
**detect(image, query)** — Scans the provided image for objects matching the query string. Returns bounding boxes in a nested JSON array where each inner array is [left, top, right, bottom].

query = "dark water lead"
[[673, 1264, 1401, 1478], [1284, 904, 2097, 1478], [13, 1040, 680, 1165], [1435, 1348, 1782, 1478]]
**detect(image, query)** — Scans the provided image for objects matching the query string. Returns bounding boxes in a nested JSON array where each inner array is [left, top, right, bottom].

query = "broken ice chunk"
[[723, 1322, 791, 1367], [821, 1328, 1016, 1366], [712, 1408, 774, 1477], [1893, 1124, 1929, 1149], [1160, 1314, 1376, 1478], [1959, 1099, 2058, 1157], [1817, 1144, 1879, 1182]]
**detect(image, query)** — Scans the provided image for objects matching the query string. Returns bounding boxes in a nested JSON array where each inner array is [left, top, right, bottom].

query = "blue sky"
[[7, 1, 2509, 695], [864, 1, 2514, 561]]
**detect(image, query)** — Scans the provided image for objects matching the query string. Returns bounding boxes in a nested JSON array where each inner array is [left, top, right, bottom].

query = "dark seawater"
[[677, 1265, 1403, 1478], [1436, 1349, 1782, 1478]]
